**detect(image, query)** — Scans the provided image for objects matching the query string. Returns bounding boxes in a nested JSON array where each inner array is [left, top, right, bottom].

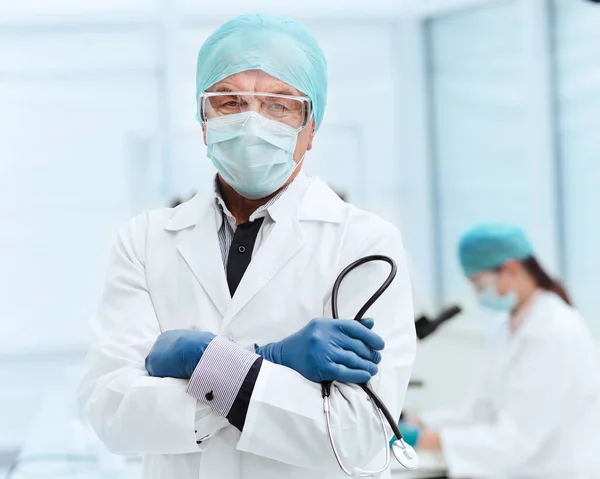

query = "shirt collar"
[[164, 172, 344, 233], [213, 175, 289, 225]]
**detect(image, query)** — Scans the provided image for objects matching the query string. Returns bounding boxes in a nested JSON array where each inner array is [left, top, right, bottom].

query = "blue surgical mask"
[[205, 111, 304, 199], [477, 286, 518, 312]]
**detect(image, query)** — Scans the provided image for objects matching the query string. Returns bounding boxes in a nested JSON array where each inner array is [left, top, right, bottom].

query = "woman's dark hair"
[[520, 256, 572, 305]]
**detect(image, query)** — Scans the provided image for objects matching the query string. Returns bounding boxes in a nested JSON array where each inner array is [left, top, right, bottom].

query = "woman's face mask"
[[472, 272, 518, 312]]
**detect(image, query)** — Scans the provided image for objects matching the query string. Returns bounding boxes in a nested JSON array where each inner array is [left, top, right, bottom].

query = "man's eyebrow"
[[269, 87, 301, 96], [212, 85, 233, 93]]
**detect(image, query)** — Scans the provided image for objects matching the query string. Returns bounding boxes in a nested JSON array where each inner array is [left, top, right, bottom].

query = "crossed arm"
[[78, 217, 416, 470]]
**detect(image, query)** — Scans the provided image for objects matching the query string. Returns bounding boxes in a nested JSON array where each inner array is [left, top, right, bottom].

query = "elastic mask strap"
[[292, 152, 307, 173]]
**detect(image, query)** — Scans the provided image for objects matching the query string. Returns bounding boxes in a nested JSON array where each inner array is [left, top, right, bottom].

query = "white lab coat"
[[421, 291, 600, 479], [78, 173, 417, 479]]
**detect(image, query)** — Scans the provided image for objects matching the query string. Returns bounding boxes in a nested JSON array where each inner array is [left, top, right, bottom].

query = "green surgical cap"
[[195, 14, 328, 130], [458, 223, 534, 278]]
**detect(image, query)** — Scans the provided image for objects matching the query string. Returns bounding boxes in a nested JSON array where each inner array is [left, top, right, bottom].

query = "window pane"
[[0, 31, 161, 354], [554, 0, 600, 319], [428, 1, 531, 309]]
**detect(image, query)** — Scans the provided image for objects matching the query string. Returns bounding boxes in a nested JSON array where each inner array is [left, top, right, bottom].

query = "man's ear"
[[202, 123, 207, 146], [306, 120, 316, 151]]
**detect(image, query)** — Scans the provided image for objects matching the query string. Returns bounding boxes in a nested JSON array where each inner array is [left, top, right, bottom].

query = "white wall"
[[0, 26, 161, 356]]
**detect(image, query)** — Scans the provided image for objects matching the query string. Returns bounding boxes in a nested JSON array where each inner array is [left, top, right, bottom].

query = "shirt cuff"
[[186, 336, 259, 417], [226, 356, 262, 431]]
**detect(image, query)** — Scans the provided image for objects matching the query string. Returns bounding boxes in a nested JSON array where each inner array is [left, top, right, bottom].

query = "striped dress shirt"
[[213, 176, 287, 269]]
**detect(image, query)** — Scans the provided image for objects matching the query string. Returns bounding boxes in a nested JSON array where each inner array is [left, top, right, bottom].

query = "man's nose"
[[241, 98, 262, 113]]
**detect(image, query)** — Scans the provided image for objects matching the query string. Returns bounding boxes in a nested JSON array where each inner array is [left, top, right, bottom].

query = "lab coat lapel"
[[503, 293, 546, 366], [165, 193, 231, 317], [490, 294, 548, 405], [221, 176, 313, 330]]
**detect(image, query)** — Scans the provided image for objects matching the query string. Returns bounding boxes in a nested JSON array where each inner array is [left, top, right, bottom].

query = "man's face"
[[202, 69, 316, 168]]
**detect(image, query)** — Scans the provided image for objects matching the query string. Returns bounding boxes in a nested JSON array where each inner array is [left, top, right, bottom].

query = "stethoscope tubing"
[[322, 255, 405, 443], [321, 254, 419, 475]]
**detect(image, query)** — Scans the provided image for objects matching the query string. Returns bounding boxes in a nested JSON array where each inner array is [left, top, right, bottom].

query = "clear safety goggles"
[[471, 271, 500, 292], [199, 91, 313, 130]]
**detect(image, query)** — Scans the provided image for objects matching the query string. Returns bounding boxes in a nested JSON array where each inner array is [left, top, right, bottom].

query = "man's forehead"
[[209, 70, 303, 96]]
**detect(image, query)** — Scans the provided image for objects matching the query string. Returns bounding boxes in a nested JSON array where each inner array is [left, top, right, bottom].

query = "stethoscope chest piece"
[[391, 439, 419, 470]]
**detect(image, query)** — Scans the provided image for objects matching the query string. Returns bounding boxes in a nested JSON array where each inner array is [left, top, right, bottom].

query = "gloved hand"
[[256, 317, 384, 384], [145, 330, 216, 379]]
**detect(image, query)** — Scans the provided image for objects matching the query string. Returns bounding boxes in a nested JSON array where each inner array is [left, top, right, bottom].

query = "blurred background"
[[0, 0, 599, 476]]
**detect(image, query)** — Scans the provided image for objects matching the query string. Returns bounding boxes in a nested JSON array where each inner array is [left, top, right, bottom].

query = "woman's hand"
[[417, 429, 442, 451]]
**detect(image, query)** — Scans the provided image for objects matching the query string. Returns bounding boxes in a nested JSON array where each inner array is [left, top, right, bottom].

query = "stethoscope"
[[323, 255, 419, 476]]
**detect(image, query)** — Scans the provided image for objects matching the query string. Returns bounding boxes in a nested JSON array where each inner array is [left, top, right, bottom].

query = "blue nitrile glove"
[[390, 422, 421, 449], [145, 330, 216, 379], [256, 317, 384, 384]]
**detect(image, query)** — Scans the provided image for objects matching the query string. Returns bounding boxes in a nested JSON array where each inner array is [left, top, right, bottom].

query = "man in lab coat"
[[79, 14, 416, 479]]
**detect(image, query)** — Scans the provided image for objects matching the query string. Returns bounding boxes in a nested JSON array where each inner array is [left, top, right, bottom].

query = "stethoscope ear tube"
[[323, 255, 418, 473], [330, 255, 397, 321]]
